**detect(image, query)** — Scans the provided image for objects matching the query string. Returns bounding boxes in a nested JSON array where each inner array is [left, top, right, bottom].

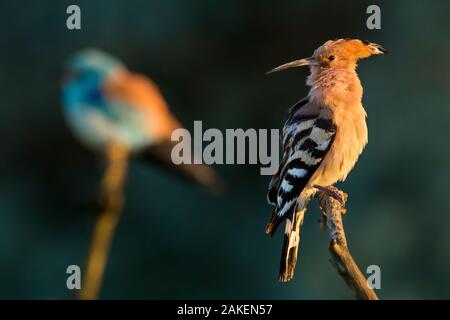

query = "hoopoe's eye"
[[328, 55, 335, 61]]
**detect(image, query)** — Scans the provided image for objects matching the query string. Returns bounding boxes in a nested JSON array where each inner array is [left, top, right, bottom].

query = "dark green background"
[[1, 0, 449, 299]]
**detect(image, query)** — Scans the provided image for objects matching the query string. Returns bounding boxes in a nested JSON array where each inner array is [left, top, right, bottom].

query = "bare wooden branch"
[[78, 144, 129, 300], [316, 186, 379, 300]]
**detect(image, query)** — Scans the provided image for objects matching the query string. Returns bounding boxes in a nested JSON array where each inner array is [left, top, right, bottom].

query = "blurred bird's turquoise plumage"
[[63, 49, 164, 151], [61, 49, 222, 190]]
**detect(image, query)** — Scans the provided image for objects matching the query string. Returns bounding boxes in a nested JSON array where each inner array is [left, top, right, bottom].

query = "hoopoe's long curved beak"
[[267, 57, 318, 74]]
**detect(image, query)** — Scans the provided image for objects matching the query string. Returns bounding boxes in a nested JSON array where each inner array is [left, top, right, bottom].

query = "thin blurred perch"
[[316, 186, 378, 300], [79, 144, 129, 300]]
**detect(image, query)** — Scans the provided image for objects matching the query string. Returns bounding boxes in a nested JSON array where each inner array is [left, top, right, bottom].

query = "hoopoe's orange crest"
[[268, 38, 386, 74], [314, 39, 386, 69]]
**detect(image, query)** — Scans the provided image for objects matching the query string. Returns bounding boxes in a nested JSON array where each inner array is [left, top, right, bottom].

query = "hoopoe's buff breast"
[[307, 68, 368, 187]]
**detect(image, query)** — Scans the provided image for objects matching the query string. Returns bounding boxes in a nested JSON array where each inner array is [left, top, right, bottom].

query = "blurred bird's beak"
[[58, 67, 69, 85], [60, 69, 76, 85], [267, 57, 318, 74]]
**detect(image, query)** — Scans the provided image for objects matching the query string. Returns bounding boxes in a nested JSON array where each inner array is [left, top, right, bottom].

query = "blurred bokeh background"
[[1, 0, 450, 299]]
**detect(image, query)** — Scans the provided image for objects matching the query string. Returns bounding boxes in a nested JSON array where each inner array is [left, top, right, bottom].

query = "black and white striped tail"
[[279, 208, 306, 282]]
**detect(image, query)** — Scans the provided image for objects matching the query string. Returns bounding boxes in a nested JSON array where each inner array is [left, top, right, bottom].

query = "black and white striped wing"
[[266, 101, 336, 236], [267, 98, 309, 206]]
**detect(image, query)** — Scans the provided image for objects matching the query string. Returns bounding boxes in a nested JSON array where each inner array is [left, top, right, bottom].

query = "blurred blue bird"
[[61, 48, 221, 189]]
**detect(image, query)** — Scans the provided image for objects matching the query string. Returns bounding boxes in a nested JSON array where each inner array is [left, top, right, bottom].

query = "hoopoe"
[[61, 49, 221, 190], [266, 39, 386, 281]]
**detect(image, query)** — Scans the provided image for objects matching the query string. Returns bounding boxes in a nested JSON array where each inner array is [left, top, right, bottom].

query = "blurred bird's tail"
[[278, 208, 306, 282], [140, 139, 224, 193]]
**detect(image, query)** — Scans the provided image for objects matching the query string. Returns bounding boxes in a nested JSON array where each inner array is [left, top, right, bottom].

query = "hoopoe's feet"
[[314, 185, 346, 208]]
